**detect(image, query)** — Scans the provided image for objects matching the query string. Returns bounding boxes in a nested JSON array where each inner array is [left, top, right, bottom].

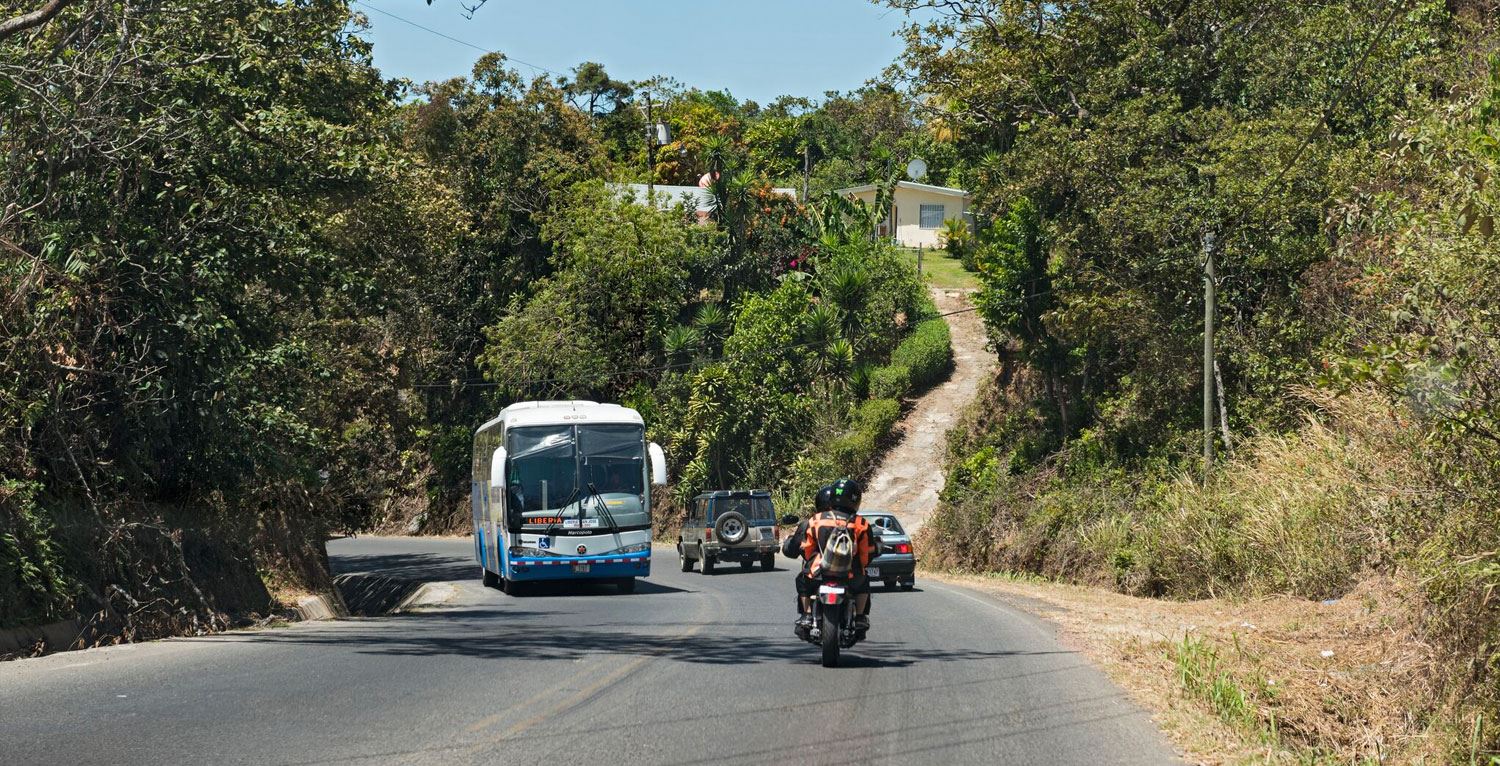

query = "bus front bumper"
[[506, 552, 651, 581]]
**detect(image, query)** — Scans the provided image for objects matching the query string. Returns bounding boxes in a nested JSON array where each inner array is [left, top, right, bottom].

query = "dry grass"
[[931, 570, 1450, 764], [926, 386, 1500, 762]]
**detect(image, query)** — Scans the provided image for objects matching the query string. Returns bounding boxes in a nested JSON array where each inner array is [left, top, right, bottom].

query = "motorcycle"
[[798, 578, 867, 667], [780, 513, 869, 667]]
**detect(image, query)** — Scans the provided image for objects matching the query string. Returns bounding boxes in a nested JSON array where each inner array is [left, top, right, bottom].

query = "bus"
[[471, 400, 667, 594]]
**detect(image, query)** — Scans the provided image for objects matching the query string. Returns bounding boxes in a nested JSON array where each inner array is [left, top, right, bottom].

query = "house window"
[[919, 204, 945, 229]]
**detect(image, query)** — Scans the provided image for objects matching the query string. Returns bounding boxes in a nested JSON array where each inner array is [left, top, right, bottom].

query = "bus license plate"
[[865, 567, 880, 576], [573, 563, 590, 573]]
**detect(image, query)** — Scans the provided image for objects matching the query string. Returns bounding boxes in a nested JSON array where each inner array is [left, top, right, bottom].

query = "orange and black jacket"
[[798, 510, 875, 578]]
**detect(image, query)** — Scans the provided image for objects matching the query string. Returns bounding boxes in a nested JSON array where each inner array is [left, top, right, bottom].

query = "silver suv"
[[677, 490, 779, 574]]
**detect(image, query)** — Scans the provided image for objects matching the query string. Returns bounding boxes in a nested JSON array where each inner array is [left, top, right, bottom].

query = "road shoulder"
[[928, 571, 1435, 765]]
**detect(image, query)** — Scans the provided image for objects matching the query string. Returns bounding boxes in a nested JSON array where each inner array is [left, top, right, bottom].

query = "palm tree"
[[803, 303, 842, 352], [692, 302, 727, 342], [822, 264, 869, 332], [663, 325, 702, 363]]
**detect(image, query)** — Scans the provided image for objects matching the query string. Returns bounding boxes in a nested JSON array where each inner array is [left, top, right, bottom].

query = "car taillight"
[[895, 542, 912, 554]]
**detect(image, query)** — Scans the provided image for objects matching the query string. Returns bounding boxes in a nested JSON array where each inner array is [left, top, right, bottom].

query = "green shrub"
[[852, 397, 901, 434], [865, 317, 953, 400], [890, 319, 953, 391], [787, 398, 902, 508], [868, 365, 912, 400]]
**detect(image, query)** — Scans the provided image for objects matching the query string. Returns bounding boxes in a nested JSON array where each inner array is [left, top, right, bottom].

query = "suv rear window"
[[707, 496, 774, 521], [750, 498, 773, 521]]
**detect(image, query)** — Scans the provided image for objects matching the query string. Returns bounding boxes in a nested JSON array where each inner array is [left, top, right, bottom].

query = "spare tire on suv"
[[713, 510, 749, 545]]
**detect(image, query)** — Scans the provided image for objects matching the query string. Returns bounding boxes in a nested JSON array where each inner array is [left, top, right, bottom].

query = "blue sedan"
[[859, 511, 916, 590]]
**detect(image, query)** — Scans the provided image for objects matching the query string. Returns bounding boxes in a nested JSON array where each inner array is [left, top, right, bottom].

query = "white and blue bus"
[[471, 400, 667, 594]]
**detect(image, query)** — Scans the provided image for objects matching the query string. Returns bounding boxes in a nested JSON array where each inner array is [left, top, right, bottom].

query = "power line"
[[351, 0, 565, 78], [415, 305, 982, 391]]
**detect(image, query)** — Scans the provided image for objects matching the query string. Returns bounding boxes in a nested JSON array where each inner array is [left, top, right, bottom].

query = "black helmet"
[[828, 477, 862, 513], [814, 484, 836, 512]]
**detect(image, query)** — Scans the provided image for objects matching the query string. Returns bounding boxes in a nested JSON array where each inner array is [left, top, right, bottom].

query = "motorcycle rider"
[[793, 477, 875, 631], [782, 484, 835, 629]]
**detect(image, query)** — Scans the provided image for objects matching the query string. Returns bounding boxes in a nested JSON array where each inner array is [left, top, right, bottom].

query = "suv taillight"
[[705, 527, 713, 540]]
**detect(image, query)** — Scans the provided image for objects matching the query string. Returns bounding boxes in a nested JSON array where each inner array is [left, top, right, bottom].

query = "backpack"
[[818, 515, 856, 576]]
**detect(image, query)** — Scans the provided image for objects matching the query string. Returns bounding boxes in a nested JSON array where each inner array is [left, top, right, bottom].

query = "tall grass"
[[926, 386, 1500, 758]]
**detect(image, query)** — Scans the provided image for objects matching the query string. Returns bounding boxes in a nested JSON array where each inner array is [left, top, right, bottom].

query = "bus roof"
[[476, 400, 645, 434]]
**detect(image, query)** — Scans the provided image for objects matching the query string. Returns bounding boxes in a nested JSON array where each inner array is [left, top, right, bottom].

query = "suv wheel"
[[761, 552, 776, 571], [713, 511, 749, 545], [678, 542, 694, 572], [701, 546, 715, 575], [739, 559, 753, 571]]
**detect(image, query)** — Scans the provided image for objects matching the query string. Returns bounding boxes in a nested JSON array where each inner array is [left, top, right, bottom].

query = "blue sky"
[[352, 0, 921, 104]]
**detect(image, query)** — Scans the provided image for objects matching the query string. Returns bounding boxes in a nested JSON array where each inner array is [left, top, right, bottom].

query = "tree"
[[564, 61, 633, 116], [0, 0, 71, 41]]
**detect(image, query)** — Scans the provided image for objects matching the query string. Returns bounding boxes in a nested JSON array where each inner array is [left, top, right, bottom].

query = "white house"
[[835, 181, 971, 249]]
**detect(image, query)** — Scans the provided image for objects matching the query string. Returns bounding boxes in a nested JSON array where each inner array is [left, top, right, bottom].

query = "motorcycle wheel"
[[820, 610, 840, 667]]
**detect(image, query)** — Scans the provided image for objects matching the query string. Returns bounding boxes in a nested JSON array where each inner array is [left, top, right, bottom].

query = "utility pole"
[[802, 143, 810, 202], [644, 92, 656, 199], [1202, 230, 1216, 484]]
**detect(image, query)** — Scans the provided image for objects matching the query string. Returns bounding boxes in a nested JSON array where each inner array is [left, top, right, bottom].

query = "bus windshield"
[[505, 423, 647, 528]]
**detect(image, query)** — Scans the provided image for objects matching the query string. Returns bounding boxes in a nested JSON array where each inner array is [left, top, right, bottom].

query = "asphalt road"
[[0, 536, 1178, 765]]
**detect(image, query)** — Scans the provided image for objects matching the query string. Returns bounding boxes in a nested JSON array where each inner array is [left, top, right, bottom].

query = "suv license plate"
[[865, 567, 880, 576], [573, 563, 590, 573]]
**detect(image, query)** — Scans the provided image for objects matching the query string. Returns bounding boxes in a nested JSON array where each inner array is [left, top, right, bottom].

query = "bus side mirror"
[[489, 447, 508, 489], [648, 442, 668, 486]]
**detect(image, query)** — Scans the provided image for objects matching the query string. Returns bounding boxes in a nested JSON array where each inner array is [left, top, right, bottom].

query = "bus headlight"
[[616, 542, 650, 554]]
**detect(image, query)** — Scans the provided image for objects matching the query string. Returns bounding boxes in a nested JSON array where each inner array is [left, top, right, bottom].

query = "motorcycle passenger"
[[782, 484, 835, 629], [798, 477, 875, 631]]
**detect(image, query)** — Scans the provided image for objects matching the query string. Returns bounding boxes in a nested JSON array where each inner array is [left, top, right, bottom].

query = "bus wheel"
[[481, 568, 500, 588], [616, 578, 637, 594]]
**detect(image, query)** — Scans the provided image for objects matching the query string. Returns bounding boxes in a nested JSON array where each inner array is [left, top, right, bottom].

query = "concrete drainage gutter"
[[3, 575, 457, 659], [329, 573, 457, 618]]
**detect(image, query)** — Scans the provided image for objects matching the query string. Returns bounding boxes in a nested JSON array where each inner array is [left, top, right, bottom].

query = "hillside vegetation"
[[891, 0, 1500, 758], [0, 1, 946, 645]]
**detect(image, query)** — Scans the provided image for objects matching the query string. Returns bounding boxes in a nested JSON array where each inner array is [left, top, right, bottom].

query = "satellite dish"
[[905, 157, 928, 181]]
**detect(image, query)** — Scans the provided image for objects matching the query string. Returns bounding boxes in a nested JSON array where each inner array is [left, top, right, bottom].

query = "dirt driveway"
[[862, 288, 995, 534]]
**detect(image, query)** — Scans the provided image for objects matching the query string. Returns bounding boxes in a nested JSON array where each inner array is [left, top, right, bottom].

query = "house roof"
[[611, 183, 796, 212], [834, 180, 970, 198]]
